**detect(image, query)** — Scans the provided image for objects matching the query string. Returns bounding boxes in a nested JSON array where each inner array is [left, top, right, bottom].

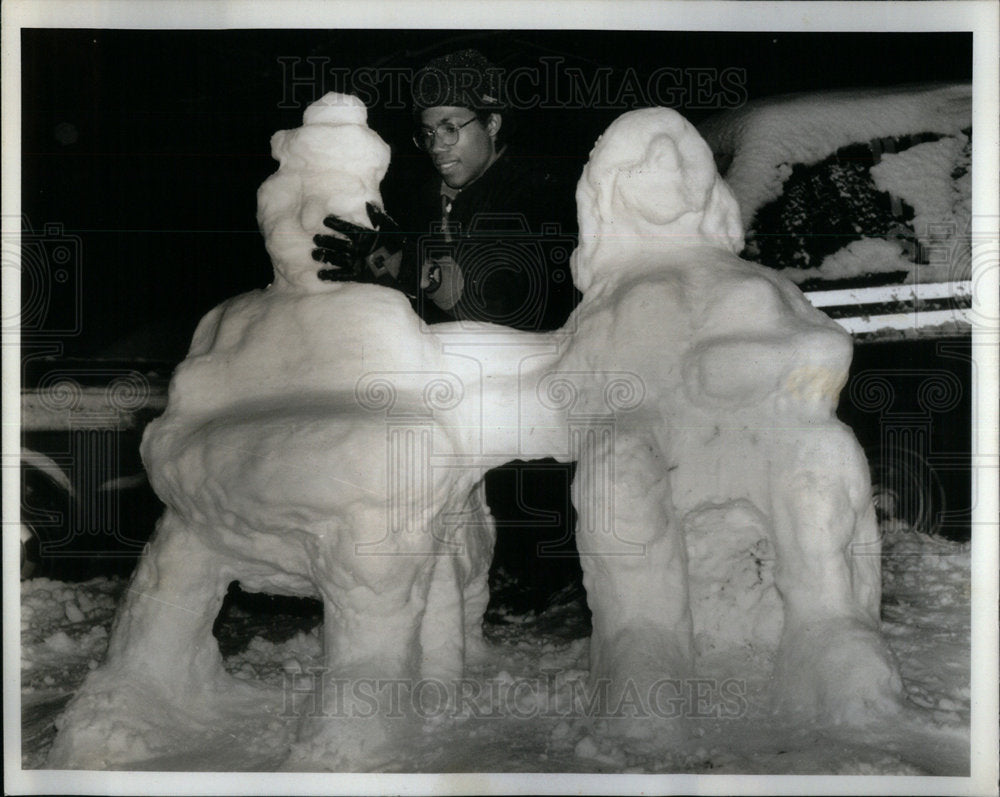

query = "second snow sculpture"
[[552, 107, 903, 729], [48, 94, 904, 770]]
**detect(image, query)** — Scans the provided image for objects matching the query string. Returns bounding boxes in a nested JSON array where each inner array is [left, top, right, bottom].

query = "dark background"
[[21, 29, 973, 360]]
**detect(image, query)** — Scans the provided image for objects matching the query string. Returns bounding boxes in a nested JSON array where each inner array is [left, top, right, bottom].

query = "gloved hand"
[[312, 202, 404, 283], [421, 254, 465, 311]]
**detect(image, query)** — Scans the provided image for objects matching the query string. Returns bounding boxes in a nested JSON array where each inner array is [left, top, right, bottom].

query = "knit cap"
[[411, 49, 505, 113]]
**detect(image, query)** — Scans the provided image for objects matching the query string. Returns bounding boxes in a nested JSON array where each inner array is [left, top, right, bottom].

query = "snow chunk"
[[43, 631, 78, 654], [871, 134, 972, 281], [685, 501, 783, 660], [780, 237, 914, 284], [574, 734, 627, 767]]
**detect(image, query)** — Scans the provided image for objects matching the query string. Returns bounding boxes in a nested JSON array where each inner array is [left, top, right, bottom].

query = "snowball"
[[574, 734, 600, 759], [44, 631, 78, 654]]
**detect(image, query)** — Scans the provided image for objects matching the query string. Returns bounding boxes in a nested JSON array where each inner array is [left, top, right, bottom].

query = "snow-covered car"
[[699, 83, 973, 538]]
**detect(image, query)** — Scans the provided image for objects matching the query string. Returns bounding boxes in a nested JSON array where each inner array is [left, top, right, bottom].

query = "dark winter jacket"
[[398, 150, 580, 331]]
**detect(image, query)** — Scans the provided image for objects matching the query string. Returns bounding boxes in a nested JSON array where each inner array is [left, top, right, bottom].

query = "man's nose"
[[430, 133, 452, 152]]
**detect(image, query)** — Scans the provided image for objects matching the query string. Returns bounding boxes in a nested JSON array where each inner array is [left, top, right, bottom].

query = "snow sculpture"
[[47, 95, 905, 770], [47, 93, 503, 769], [550, 107, 904, 731]]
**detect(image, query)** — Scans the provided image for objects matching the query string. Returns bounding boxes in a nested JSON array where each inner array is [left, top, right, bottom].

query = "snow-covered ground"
[[20, 519, 971, 778]]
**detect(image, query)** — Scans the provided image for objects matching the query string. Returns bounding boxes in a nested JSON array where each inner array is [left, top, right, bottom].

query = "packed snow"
[[21, 522, 971, 775], [869, 134, 972, 282], [36, 94, 971, 777]]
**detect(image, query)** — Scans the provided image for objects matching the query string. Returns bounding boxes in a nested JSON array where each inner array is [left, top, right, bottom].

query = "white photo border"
[[3, 2, 997, 795]]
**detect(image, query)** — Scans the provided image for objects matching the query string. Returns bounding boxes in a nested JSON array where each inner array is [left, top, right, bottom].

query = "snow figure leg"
[[459, 478, 496, 663], [284, 498, 444, 770], [104, 517, 229, 681], [420, 549, 467, 683], [419, 477, 495, 679], [574, 431, 694, 742], [47, 510, 269, 768], [768, 426, 905, 724]]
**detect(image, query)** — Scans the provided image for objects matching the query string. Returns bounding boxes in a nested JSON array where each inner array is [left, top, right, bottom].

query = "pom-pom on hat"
[[411, 49, 505, 114]]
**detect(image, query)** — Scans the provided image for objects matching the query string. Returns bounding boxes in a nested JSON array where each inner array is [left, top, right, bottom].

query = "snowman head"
[[257, 93, 391, 291], [573, 107, 744, 292]]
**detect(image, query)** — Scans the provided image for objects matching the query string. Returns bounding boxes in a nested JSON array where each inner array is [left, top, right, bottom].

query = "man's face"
[[419, 106, 499, 189]]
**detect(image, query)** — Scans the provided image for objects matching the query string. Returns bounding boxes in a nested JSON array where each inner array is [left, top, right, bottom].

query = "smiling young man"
[[402, 48, 579, 330], [420, 106, 501, 191], [313, 48, 578, 331]]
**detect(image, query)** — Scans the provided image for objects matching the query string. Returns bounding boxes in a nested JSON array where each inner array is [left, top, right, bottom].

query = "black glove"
[[312, 202, 404, 283]]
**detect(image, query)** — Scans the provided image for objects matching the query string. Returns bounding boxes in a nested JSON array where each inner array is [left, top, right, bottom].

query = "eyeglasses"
[[412, 117, 479, 151]]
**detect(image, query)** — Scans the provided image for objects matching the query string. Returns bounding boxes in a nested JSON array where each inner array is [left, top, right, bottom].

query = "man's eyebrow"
[[417, 115, 474, 131]]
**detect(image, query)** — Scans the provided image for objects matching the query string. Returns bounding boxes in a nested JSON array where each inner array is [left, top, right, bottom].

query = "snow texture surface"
[[23, 525, 970, 775], [44, 94, 963, 772], [699, 83, 971, 226], [699, 83, 972, 285]]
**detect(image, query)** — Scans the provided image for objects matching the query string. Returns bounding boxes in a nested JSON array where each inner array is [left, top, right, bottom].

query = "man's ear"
[[486, 113, 502, 139]]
